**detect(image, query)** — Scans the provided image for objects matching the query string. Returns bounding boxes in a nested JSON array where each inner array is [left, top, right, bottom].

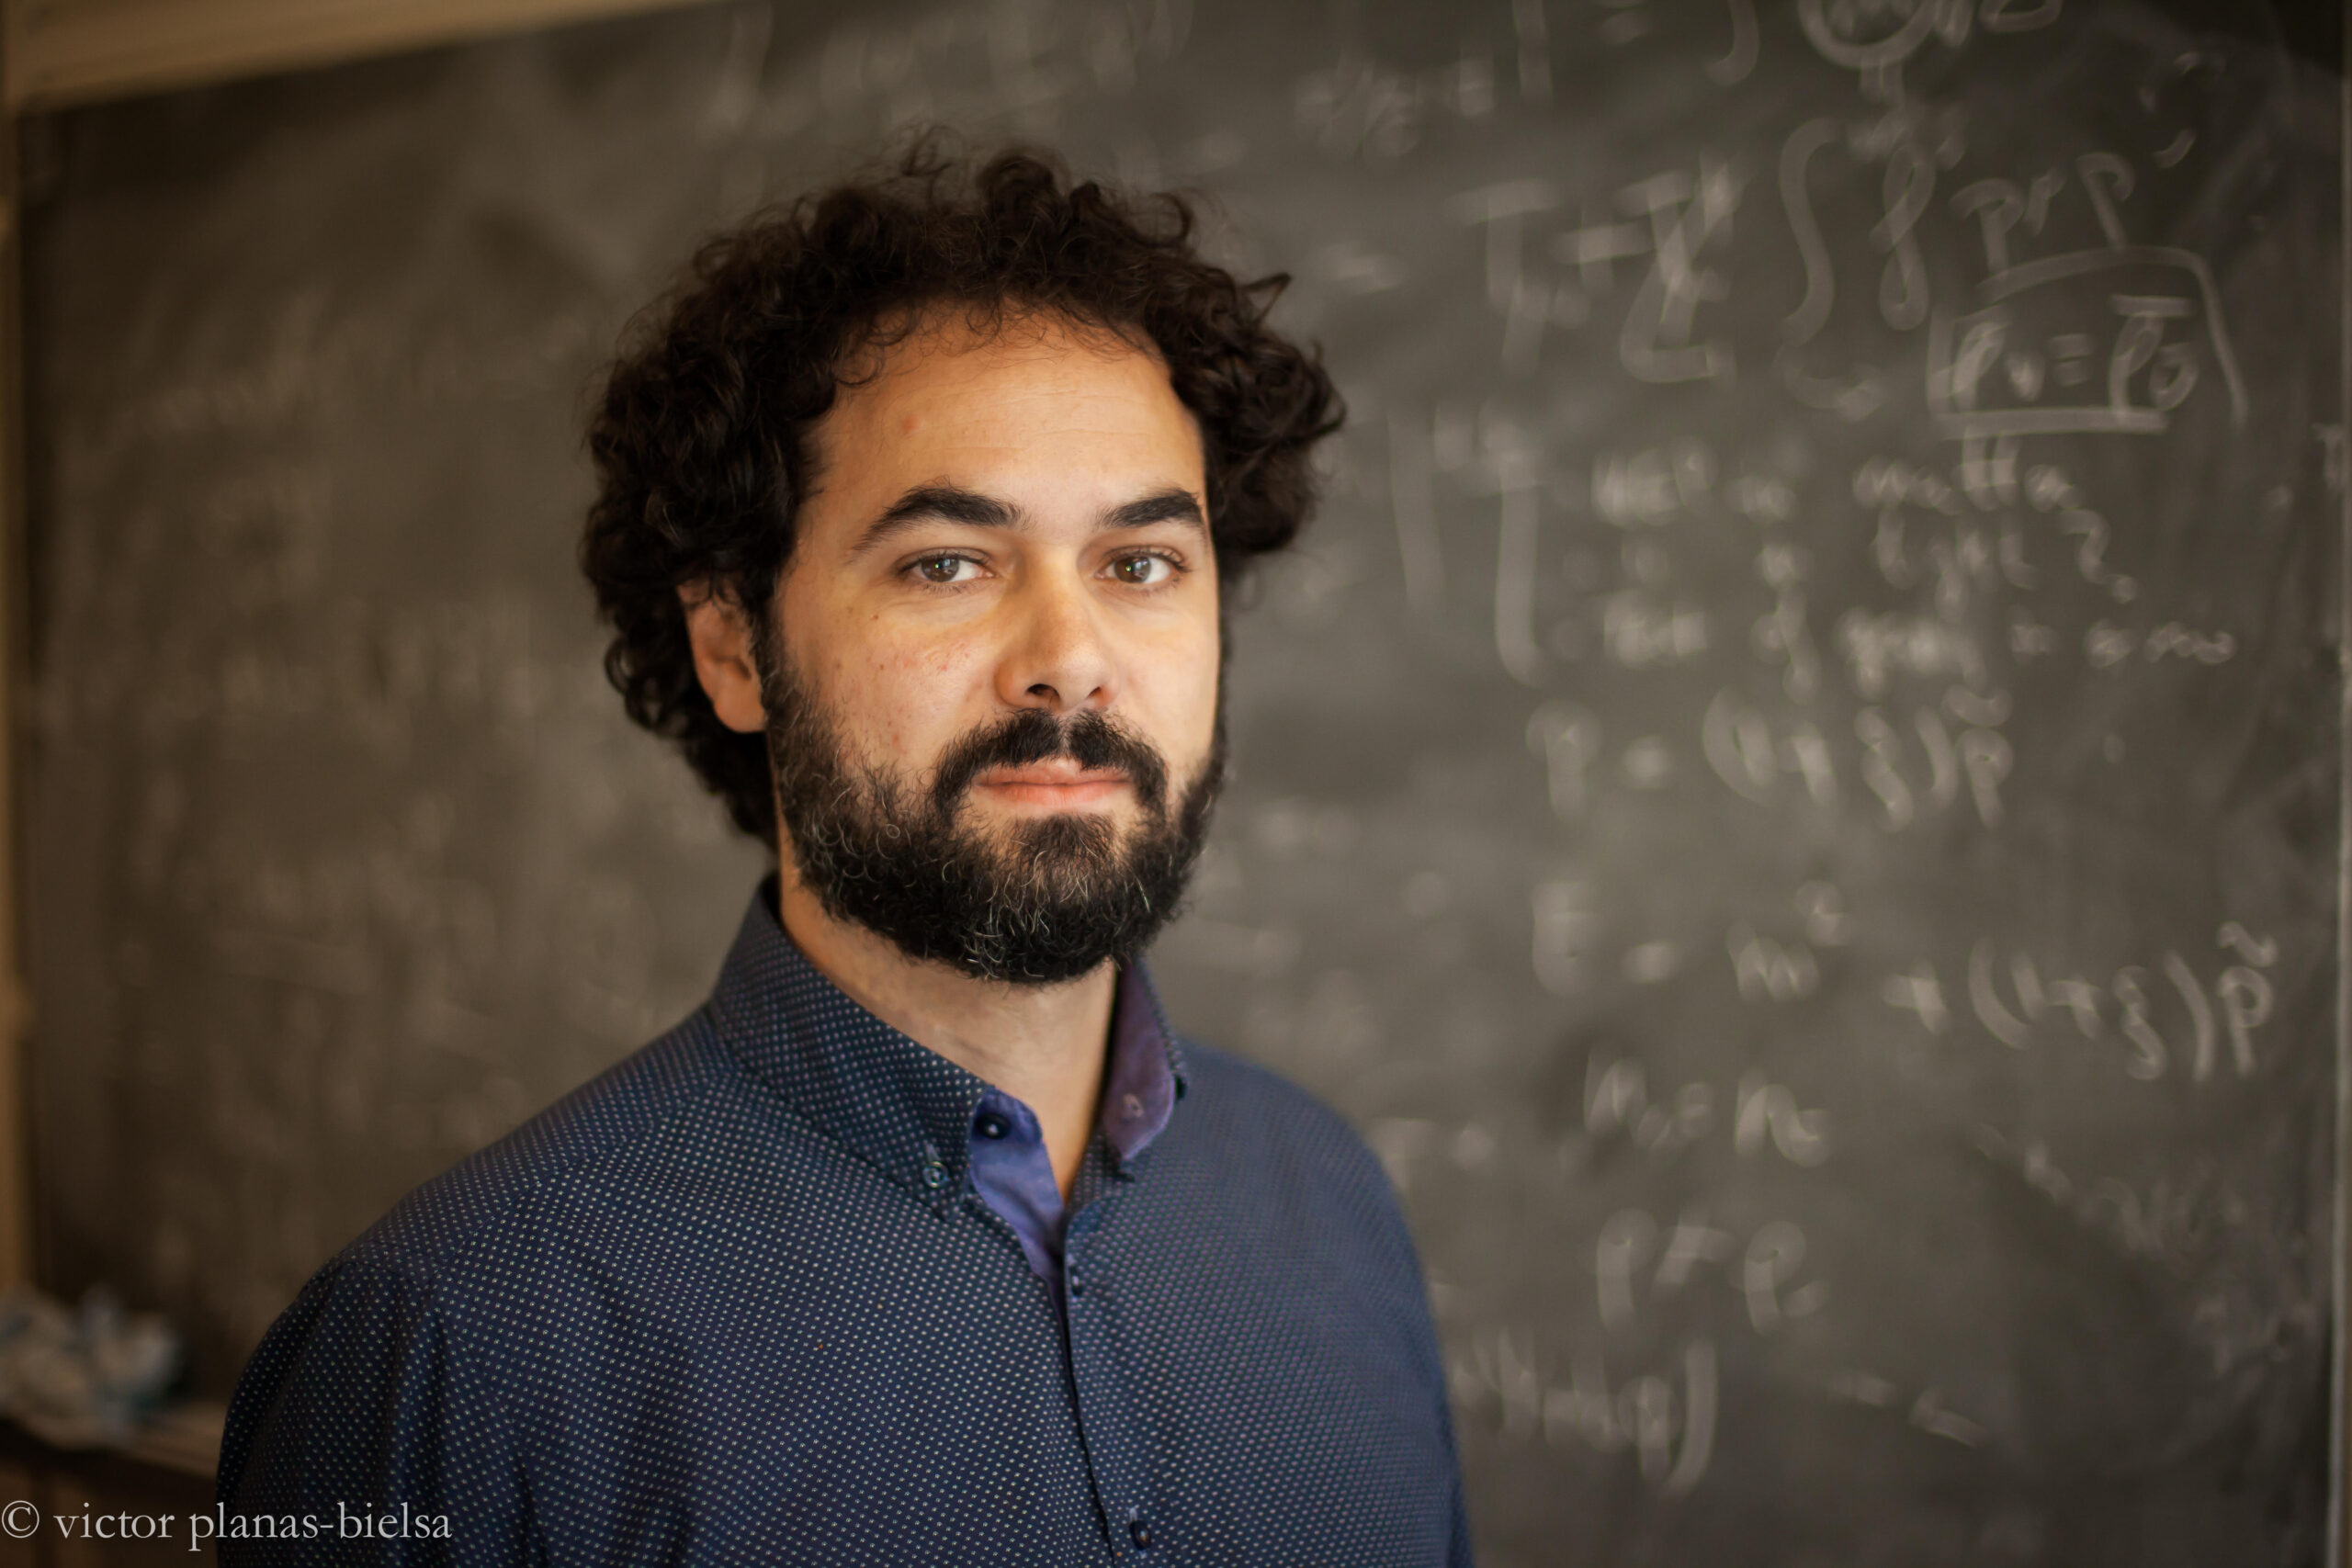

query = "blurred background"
[[0, 0, 2342, 1562]]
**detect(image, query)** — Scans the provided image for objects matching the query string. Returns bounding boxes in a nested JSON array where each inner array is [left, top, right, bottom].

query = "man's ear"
[[679, 582, 768, 735]]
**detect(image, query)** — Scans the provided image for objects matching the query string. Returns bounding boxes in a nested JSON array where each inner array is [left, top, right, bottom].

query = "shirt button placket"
[[1061, 1220, 1153, 1561]]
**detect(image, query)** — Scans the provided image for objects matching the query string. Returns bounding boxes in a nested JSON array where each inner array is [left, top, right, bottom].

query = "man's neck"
[[772, 862, 1114, 1200]]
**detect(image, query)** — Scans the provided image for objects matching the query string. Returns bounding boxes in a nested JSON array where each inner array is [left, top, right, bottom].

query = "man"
[[217, 145, 1470, 1565]]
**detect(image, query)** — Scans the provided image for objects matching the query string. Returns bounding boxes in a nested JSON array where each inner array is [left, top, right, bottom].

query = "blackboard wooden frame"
[[0, 0, 711, 112], [0, 81, 26, 1311], [2334, 28, 2350, 1568]]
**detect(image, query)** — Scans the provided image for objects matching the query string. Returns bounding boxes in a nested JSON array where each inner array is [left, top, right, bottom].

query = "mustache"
[[929, 708, 1170, 818]]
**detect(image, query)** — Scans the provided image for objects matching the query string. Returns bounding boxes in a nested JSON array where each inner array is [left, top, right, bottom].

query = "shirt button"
[[1067, 1269, 1084, 1296], [921, 1160, 946, 1188], [1119, 1092, 1144, 1121], [975, 1112, 1010, 1140], [1127, 1517, 1153, 1551]]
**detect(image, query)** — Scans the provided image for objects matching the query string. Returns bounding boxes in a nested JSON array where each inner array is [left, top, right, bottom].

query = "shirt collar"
[[1102, 961, 1183, 1161], [707, 880, 1188, 1197]]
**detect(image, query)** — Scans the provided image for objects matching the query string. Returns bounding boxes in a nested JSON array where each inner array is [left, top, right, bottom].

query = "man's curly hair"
[[580, 141, 1342, 847]]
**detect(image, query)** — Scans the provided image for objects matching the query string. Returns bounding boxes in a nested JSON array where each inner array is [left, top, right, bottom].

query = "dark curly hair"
[[580, 141, 1342, 847]]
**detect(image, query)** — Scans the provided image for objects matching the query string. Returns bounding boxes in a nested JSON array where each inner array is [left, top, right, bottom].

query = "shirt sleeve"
[[214, 1248, 532, 1566]]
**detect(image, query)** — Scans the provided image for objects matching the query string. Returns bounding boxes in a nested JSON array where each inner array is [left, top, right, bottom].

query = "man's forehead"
[[806, 307, 1204, 504]]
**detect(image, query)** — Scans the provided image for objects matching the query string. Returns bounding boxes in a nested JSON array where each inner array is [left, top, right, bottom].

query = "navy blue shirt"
[[217, 884, 1472, 1564]]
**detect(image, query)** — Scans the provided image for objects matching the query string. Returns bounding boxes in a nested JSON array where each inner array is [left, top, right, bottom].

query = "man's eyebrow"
[[852, 485, 1019, 555], [1103, 489, 1206, 530], [853, 484, 1205, 555]]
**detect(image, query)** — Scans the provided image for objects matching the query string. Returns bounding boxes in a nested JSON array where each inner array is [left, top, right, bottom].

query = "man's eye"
[[912, 555, 978, 585], [1108, 553, 1175, 586]]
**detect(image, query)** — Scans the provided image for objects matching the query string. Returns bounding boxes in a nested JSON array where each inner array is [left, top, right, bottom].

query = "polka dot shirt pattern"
[[216, 884, 1472, 1565]]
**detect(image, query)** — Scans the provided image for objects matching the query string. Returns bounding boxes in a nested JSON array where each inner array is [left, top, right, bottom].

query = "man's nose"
[[996, 567, 1116, 715]]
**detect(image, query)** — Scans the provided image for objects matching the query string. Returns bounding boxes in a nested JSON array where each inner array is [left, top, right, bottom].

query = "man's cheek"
[[828, 679, 937, 778]]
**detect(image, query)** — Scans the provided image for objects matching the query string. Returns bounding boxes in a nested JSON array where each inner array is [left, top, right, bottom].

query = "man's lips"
[[970, 761, 1130, 807]]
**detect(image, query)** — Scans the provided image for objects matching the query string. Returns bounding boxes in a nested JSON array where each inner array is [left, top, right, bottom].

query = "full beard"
[[758, 649, 1225, 986]]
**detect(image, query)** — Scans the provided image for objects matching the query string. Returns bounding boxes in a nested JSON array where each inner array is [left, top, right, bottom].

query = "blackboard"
[[18, 0, 2346, 1562]]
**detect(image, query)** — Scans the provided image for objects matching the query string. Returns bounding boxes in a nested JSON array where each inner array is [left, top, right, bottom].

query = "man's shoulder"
[[216, 1013, 754, 1506], [335, 1010, 740, 1289]]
